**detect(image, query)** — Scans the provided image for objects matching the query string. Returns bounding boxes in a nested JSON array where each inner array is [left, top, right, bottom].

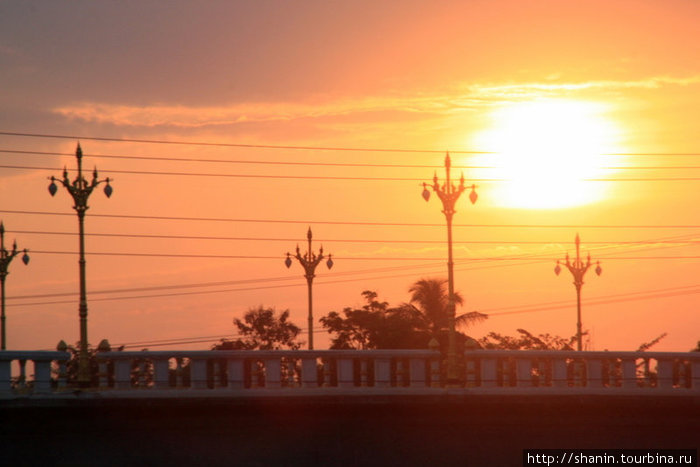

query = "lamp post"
[[0, 222, 30, 350], [48, 143, 113, 385], [422, 152, 477, 385], [285, 227, 333, 350], [554, 234, 601, 351]]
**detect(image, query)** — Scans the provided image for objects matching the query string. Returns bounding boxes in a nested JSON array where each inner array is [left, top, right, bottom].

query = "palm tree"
[[407, 278, 487, 336]]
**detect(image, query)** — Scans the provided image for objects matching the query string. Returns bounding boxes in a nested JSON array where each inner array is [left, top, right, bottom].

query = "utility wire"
[[2, 209, 699, 229], [3, 163, 700, 182], [6, 229, 700, 245], [9, 248, 698, 308], [488, 287, 700, 317], [481, 283, 700, 313], [56, 283, 700, 349], [2, 130, 700, 156], [0, 131, 490, 154], [3, 148, 700, 170], [22, 249, 700, 260]]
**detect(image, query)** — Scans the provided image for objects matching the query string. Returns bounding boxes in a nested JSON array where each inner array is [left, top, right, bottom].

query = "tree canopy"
[[321, 278, 488, 351], [320, 290, 430, 349], [214, 306, 302, 350]]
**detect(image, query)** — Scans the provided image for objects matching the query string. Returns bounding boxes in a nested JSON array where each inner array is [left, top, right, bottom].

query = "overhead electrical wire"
[[487, 287, 700, 317], [19, 249, 700, 260], [3, 163, 700, 182], [46, 283, 700, 349], [8, 236, 698, 308], [2, 209, 699, 229], [3, 148, 700, 170], [2, 130, 700, 156], [6, 229, 700, 245]]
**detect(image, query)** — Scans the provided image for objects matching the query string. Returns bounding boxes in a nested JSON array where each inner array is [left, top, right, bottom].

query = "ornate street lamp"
[[48, 143, 113, 385], [285, 227, 333, 350], [0, 222, 29, 350], [554, 234, 602, 351], [422, 152, 477, 385]]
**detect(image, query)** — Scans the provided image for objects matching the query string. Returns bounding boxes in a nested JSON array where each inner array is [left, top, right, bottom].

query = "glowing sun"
[[472, 99, 622, 209]]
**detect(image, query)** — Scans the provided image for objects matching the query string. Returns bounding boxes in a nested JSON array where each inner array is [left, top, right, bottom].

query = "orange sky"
[[0, 1, 698, 352]]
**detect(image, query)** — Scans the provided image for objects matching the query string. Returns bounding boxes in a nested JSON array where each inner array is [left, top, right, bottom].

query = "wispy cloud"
[[0, 43, 22, 57], [52, 75, 700, 129]]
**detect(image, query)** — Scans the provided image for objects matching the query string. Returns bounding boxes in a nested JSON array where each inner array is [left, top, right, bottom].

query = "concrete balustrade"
[[0, 351, 70, 396], [1, 349, 698, 398], [464, 350, 700, 393], [96, 349, 439, 393]]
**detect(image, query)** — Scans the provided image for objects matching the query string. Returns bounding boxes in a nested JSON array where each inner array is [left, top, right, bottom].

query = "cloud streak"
[[52, 75, 700, 129]]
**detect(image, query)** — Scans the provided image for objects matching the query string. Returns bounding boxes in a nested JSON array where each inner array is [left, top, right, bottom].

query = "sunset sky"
[[0, 1, 698, 352]]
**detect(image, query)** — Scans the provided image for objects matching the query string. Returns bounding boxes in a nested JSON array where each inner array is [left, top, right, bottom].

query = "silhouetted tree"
[[214, 306, 303, 350], [320, 291, 430, 349], [478, 329, 579, 350], [406, 278, 487, 336]]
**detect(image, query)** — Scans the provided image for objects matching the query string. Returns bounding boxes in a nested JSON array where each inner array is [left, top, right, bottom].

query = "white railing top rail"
[[98, 349, 439, 359], [464, 350, 700, 360], [0, 351, 69, 361]]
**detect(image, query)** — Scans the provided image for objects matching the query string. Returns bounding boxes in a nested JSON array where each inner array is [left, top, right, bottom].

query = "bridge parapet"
[[464, 350, 700, 393], [0, 350, 70, 396], [1, 349, 698, 398], [97, 349, 440, 393]]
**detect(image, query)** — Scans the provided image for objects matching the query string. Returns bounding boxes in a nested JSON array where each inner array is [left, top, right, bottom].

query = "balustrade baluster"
[[190, 358, 207, 389], [409, 357, 426, 388], [480, 356, 497, 388], [516, 357, 533, 388], [657, 358, 674, 389], [153, 357, 170, 390], [34, 358, 52, 394], [301, 356, 317, 388], [338, 357, 354, 388], [114, 358, 131, 389], [227, 357, 244, 390], [374, 357, 390, 388], [265, 358, 281, 389], [622, 358, 637, 389], [587, 357, 603, 389]]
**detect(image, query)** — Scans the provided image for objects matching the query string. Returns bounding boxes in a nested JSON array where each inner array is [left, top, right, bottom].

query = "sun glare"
[[471, 99, 622, 209]]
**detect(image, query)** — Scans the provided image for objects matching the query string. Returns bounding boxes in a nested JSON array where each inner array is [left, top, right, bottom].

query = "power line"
[[7, 261, 449, 304], [4, 163, 700, 182], [3, 209, 700, 229], [53, 283, 700, 349], [481, 283, 700, 314], [23, 249, 700, 260], [4, 148, 700, 170], [487, 287, 700, 317], [0, 131, 489, 154], [6, 229, 700, 245], [2, 130, 700, 156], [10, 237, 695, 308]]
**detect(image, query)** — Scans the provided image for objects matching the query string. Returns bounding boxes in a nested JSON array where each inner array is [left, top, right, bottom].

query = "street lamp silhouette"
[[285, 227, 333, 350], [422, 152, 477, 385], [0, 222, 29, 350], [555, 234, 602, 351], [48, 143, 113, 385]]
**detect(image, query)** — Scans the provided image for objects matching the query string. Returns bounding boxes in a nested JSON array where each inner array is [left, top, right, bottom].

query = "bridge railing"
[[0, 351, 70, 396], [95, 349, 441, 392], [2, 349, 699, 396], [463, 350, 700, 392]]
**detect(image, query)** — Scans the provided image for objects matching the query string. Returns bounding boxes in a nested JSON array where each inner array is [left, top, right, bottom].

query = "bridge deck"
[[2, 393, 697, 466]]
